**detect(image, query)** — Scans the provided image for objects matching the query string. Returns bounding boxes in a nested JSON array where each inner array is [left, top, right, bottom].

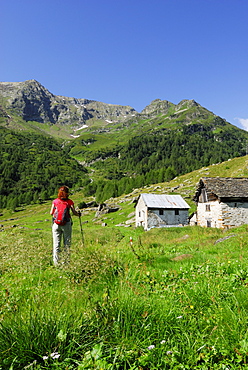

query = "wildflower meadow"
[[1, 199, 248, 369]]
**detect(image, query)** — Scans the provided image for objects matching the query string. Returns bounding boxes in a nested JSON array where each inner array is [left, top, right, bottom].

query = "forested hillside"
[[79, 120, 247, 202], [0, 127, 88, 210], [1, 80, 248, 208]]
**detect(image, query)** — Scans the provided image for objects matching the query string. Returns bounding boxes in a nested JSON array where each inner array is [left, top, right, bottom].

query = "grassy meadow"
[[1, 158, 248, 369]]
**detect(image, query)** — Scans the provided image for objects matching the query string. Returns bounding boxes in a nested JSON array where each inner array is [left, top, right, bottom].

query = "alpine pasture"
[[1, 159, 248, 369]]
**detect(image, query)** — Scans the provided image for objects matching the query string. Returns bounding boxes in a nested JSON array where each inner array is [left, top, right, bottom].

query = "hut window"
[[175, 209, 179, 215], [207, 220, 211, 227], [206, 204, 210, 212], [159, 209, 164, 215]]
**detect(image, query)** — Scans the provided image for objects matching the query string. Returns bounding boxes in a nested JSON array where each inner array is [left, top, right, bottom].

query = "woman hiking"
[[50, 185, 81, 266]]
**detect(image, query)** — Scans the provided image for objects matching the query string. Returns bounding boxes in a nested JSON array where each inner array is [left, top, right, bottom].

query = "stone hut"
[[135, 193, 190, 230], [193, 177, 248, 228]]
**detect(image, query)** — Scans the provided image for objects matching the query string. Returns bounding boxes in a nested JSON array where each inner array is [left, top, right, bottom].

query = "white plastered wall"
[[135, 196, 148, 229]]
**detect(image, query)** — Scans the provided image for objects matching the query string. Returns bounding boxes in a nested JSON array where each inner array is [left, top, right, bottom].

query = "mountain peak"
[[176, 99, 199, 109], [141, 99, 174, 116]]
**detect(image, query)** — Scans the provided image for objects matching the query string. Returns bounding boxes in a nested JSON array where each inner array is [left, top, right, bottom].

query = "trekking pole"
[[79, 215, 84, 246], [129, 236, 140, 259]]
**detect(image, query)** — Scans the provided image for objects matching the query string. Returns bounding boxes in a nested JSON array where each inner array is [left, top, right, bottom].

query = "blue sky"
[[2, 0, 248, 130]]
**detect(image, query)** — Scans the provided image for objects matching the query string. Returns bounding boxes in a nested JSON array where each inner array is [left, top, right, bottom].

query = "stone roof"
[[194, 177, 248, 201]]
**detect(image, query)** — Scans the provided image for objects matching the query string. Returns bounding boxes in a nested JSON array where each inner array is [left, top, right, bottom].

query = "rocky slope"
[[0, 79, 138, 127]]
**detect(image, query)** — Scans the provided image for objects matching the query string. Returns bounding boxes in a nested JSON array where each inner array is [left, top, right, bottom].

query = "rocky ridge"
[[0, 80, 138, 127], [0, 80, 225, 137]]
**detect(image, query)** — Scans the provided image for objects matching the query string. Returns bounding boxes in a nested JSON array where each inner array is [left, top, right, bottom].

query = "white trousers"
[[52, 221, 72, 266]]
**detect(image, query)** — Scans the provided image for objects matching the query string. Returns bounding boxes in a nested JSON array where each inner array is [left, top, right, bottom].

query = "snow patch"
[[74, 125, 88, 131]]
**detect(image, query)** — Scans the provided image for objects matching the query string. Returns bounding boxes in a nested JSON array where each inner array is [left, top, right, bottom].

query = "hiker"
[[50, 185, 81, 266]]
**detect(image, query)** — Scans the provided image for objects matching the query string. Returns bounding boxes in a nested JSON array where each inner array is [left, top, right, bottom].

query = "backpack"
[[53, 199, 71, 225]]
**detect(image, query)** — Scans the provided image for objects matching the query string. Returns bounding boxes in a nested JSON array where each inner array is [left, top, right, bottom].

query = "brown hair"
[[58, 186, 69, 200]]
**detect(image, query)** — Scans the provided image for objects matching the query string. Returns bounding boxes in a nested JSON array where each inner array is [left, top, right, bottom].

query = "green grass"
[[2, 159, 248, 369], [1, 193, 248, 369]]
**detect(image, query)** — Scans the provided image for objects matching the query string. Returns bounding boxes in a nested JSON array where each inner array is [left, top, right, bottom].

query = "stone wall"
[[221, 201, 248, 228], [147, 209, 188, 230], [197, 200, 248, 228]]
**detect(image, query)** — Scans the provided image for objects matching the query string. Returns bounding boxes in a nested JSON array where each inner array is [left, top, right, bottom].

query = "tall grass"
[[1, 210, 248, 369]]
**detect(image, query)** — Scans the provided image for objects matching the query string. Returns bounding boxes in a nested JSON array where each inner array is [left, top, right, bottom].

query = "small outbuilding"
[[135, 193, 190, 230], [193, 177, 248, 228]]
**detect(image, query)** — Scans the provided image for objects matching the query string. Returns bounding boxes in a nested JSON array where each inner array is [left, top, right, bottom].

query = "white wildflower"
[[147, 345, 155, 350], [50, 352, 60, 359]]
